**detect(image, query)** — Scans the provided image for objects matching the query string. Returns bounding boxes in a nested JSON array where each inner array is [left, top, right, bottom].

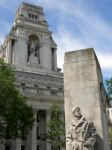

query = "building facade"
[[1, 2, 111, 150], [0, 2, 64, 150]]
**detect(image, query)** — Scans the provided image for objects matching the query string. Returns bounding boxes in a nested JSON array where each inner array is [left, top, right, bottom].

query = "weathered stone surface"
[[64, 48, 110, 150], [0, 2, 64, 150], [2, 2, 57, 72], [66, 106, 96, 150]]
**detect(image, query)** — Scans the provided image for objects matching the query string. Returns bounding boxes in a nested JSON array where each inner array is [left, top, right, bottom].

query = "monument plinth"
[[64, 48, 110, 150]]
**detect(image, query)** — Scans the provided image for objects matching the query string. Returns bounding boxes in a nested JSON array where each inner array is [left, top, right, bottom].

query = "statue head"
[[72, 106, 82, 118]]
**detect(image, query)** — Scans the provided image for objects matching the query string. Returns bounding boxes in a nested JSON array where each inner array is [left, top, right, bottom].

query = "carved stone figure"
[[27, 39, 40, 64], [66, 107, 96, 150]]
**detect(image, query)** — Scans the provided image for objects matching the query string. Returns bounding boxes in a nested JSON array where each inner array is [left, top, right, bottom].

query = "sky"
[[0, 0, 112, 80]]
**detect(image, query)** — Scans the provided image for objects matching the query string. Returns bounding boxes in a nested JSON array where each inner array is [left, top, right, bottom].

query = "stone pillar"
[[7, 40, 12, 63], [26, 112, 37, 150], [29, 112, 37, 150], [25, 130, 32, 150], [0, 143, 5, 150], [11, 139, 21, 150], [64, 48, 110, 150], [15, 139, 21, 150], [11, 140, 15, 150], [54, 48, 57, 71], [46, 110, 51, 150]]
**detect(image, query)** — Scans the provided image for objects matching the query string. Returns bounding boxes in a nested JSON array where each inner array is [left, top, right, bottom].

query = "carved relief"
[[27, 35, 40, 64], [67, 107, 96, 150]]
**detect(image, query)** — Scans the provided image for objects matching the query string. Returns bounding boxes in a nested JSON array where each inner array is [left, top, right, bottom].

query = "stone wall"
[[64, 48, 110, 150]]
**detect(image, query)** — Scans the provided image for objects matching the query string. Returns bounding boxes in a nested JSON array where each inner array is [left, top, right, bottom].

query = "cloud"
[[0, 0, 16, 10], [0, 34, 4, 43], [39, 0, 112, 44], [54, 26, 112, 72], [53, 25, 87, 70], [0, 20, 11, 43], [38, 0, 112, 78], [97, 53, 112, 70], [0, 0, 111, 78]]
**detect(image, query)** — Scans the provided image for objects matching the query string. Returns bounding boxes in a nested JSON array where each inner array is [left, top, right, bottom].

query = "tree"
[[46, 102, 65, 150], [0, 59, 34, 141], [106, 78, 112, 143], [106, 78, 112, 102]]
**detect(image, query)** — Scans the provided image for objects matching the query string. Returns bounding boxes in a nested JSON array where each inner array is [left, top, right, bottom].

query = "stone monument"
[[64, 48, 110, 150], [66, 106, 96, 150]]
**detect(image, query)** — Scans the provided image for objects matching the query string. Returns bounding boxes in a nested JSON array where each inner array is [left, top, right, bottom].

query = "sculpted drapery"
[[66, 107, 96, 150], [27, 35, 40, 64]]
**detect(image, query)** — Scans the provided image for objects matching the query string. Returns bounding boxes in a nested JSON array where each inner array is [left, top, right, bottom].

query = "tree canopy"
[[0, 59, 34, 141], [46, 102, 65, 150], [106, 78, 112, 102], [106, 78, 112, 143]]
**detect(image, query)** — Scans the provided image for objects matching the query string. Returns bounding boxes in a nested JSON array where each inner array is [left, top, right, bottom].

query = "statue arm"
[[84, 122, 96, 147], [75, 116, 87, 129]]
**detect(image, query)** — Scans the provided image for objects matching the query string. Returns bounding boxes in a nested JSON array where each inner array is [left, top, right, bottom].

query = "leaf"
[[46, 101, 65, 149], [0, 59, 34, 141]]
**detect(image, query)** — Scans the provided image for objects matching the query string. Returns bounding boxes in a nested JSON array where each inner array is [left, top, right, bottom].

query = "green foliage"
[[109, 127, 112, 143], [46, 102, 65, 150], [0, 59, 34, 141], [106, 78, 112, 143], [106, 78, 112, 101]]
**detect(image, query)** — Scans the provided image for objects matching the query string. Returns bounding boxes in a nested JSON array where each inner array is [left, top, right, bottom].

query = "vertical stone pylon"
[[64, 48, 110, 150]]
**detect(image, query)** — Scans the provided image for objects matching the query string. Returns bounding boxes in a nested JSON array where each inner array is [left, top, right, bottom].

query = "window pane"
[[21, 145, 25, 150]]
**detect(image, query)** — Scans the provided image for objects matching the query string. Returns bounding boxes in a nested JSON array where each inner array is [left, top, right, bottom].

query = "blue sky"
[[0, 0, 112, 79]]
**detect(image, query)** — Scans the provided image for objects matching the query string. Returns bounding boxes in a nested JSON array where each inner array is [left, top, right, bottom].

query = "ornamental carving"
[[27, 35, 40, 64], [66, 107, 96, 150]]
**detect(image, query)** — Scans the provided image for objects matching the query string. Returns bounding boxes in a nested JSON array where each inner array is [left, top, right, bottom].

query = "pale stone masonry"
[[2, 2, 57, 71], [0, 2, 110, 150], [64, 48, 110, 150], [0, 2, 64, 150]]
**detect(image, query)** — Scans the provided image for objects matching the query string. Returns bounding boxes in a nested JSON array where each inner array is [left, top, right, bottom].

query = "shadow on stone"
[[94, 134, 104, 150]]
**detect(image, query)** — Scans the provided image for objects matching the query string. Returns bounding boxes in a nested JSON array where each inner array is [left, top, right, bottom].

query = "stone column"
[[25, 130, 32, 150], [11, 140, 15, 150], [54, 48, 57, 71], [15, 139, 21, 150], [64, 48, 110, 150], [7, 40, 12, 63], [46, 110, 51, 150], [11, 139, 21, 150], [26, 111, 37, 150], [0, 143, 5, 150], [29, 111, 37, 150]]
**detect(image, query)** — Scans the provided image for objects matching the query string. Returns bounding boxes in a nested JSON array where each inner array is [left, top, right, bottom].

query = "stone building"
[[0, 2, 64, 150], [0, 2, 111, 150]]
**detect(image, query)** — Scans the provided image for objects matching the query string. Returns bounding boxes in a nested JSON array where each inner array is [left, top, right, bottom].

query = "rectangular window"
[[37, 145, 40, 150], [51, 48, 55, 71], [32, 14, 34, 19], [5, 145, 10, 150], [36, 126, 40, 139], [21, 145, 25, 150], [34, 84, 38, 93], [37, 112, 39, 122], [29, 13, 31, 18], [35, 15, 38, 20], [21, 83, 25, 91]]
